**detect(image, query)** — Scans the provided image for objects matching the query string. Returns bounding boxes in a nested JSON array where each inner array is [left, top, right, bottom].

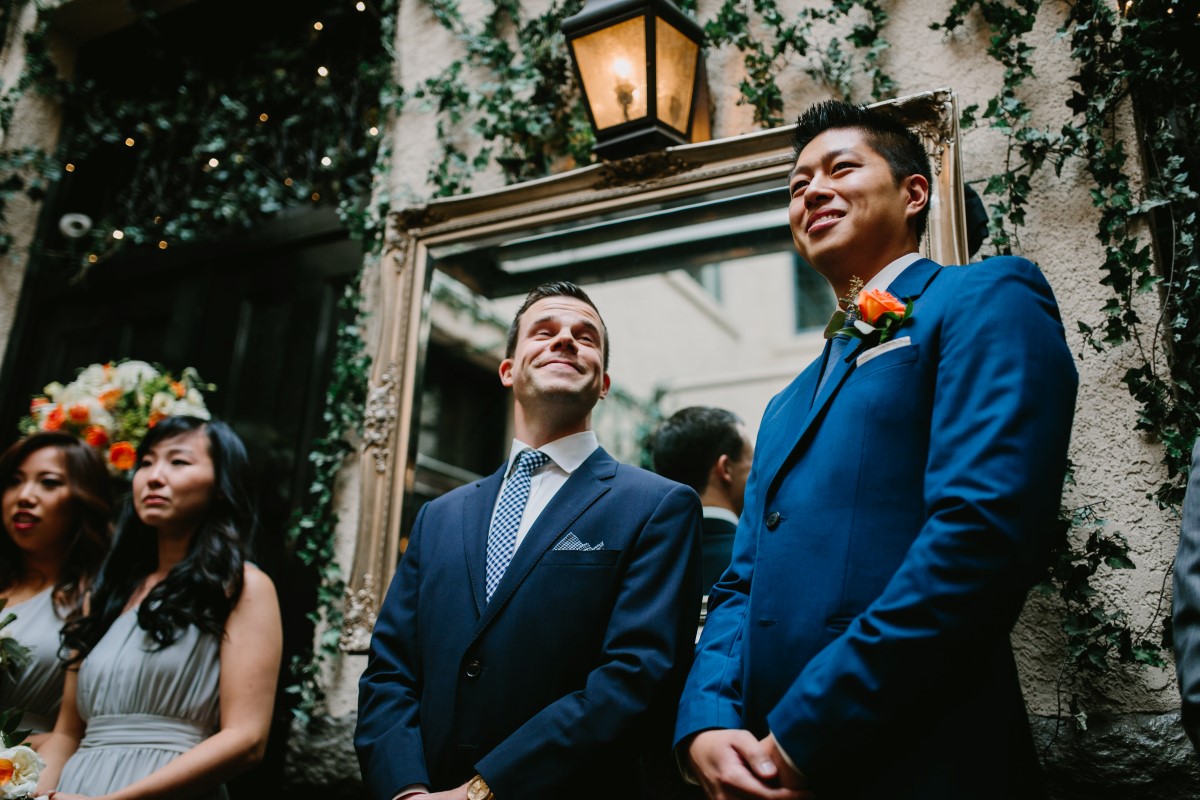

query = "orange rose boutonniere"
[[836, 287, 914, 346]]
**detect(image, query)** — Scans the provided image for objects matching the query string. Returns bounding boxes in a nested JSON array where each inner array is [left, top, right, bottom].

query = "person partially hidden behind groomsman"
[[653, 407, 753, 596], [675, 99, 1078, 800], [356, 281, 703, 800], [1173, 436, 1200, 751]]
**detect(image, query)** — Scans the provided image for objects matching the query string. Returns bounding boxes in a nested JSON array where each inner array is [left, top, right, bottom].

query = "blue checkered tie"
[[486, 449, 551, 601]]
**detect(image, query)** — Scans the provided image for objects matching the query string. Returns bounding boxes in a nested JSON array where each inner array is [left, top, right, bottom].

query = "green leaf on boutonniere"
[[823, 310, 846, 339]]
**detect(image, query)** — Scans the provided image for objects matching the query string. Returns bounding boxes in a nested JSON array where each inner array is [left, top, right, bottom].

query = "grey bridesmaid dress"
[[56, 610, 227, 799], [0, 588, 65, 733]]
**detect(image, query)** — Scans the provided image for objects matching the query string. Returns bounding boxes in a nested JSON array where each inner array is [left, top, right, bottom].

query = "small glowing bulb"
[[313, 21, 324, 30], [311, 192, 321, 201], [235, 154, 244, 163], [87, 254, 98, 264], [368, 126, 379, 136], [208, 157, 220, 168], [1166, 5, 1172, 12], [124, 137, 135, 147], [158, 240, 168, 250], [111, 230, 124, 240], [284, 177, 293, 186], [64, 163, 75, 172], [321, 156, 332, 166], [154, 216, 162, 224], [612, 58, 633, 80], [356, 1, 366, 10], [259, 112, 269, 122], [317, 66, 329, 77]]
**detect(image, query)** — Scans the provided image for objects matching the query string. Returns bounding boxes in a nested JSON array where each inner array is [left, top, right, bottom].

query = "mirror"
[[340, 88, 969, 651]]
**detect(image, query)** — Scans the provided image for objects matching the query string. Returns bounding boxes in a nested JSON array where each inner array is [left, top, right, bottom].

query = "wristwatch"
[[466, 774, 493, 800]]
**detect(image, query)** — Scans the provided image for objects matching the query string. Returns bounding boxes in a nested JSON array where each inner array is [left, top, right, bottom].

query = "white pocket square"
[[856, 336, 912, 367], [552, 532, 605, 551]]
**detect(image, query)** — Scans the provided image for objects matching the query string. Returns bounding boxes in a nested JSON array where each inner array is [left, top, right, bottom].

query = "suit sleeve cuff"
[[769, 729, 801, 774], [392, 784, 429, 800]]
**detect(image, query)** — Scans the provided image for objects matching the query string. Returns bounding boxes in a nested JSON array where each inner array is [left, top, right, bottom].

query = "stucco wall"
[[341, 0, 1178, 726]]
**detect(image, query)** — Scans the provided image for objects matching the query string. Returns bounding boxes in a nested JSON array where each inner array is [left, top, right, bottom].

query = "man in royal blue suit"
[[357, 282, 702, 800], [676, 101, 1078, 799]]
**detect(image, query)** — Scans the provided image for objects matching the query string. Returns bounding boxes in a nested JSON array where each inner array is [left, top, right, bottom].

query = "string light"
[[355, 1, 366, 10], [284, 177, 293, 186], [158, 240, 168, 250], [235, 154, 244, 163], [313, 21, 324, 30], [317, 66, 329, 77], [154, 216, 162, 224], [208, 157, 220, 168], [87, 254, 98, 263], [311, 192, 321, 201], [368, 126, 379, 136], [111, 230, 125, 240], [321, 156, 332, 166], [124, 137, 135, 147], [259, 112, 269, 122], [64, 163, 75, 172]]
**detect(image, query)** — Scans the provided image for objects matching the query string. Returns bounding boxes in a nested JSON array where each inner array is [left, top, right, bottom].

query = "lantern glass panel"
[[572, 16, 648, 131], [654, 18, 697, 134]]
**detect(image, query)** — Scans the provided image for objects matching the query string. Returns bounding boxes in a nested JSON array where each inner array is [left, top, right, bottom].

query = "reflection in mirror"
[[341, 88, 967, 651]]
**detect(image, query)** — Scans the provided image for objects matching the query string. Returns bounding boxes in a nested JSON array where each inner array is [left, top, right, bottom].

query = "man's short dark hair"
[[652, 407, 745, 494], [791, 100, 933, 240], [505, 281, 610, 371]]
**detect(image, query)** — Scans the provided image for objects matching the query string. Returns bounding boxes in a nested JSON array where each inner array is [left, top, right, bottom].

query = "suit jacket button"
[[765, 511, 781, 530], [465, 660, 482, 678]]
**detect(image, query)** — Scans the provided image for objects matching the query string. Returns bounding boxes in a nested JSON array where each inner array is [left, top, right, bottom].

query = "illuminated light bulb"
[[112, 230, 125, 240], [284, 177, 293, 186], [259, 112, 269, 122], [311, 192, 321, 201], [314, 21, 324, 30], [154, 216, 162, 224], [369, 126, 379, 136], [356, 1, 366, 10], [65, 163, 75, 172], [124, 137, 135, 147], [321, 156, 332, 166], [612, 58, 633, 80], [208, 157, 220, 168], [317, 66, 329, 77], [158, 240, 168, 250], [87, 254, 98, 264]]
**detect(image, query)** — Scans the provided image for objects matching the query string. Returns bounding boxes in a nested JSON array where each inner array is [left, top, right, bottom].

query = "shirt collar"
[[506, 431, 599, 476], [702, 506, 740, 526], [864, 251, 923, 294]]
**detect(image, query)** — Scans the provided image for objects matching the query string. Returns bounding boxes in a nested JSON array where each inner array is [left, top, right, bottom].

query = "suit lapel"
[[763, 258, 943, 497], [462, 464, 506, 617], [472, 447, 616, 635]]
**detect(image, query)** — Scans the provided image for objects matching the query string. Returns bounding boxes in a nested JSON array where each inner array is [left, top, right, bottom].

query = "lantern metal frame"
[[562, 0, 708, 160]]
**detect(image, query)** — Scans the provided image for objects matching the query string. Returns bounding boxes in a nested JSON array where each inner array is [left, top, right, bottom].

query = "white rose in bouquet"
[[113, 360, 158, 391], [0, 744, 43, 799]]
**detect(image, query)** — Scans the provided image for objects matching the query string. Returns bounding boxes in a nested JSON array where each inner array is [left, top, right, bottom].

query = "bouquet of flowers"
[[0, 600, 38, 800], [19, 360, 212, 475]]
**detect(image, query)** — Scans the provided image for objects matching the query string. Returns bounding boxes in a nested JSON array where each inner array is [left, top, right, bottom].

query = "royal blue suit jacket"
[[675, 257, 1078, 798], [357, 446, 702, 800]]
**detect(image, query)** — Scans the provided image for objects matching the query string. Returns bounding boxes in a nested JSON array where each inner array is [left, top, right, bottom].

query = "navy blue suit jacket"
[[675, 257, 1078, 798], [357, 446, 702, 800]]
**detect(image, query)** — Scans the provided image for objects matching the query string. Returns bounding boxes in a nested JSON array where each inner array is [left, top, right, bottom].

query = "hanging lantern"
[[562, 0, 710, 160]]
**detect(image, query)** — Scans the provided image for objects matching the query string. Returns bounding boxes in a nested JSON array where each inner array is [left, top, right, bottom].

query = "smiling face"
[[2, 446, 73, 561], [132, 427, 216, 538], [499, 295, 611, 436], [788, 127, 929, 291]]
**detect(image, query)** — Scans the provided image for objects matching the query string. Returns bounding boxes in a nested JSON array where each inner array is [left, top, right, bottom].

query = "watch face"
[[467, 776, 491, 800]]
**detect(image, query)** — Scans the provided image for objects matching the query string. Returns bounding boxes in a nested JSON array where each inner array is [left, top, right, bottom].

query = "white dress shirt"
[[491, 431, 600, 549], [864, 250, 923, 294]]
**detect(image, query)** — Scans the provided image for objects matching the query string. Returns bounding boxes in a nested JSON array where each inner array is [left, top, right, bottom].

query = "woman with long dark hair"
[[36, 416, 282, 800], [0, 432, 112, 747]]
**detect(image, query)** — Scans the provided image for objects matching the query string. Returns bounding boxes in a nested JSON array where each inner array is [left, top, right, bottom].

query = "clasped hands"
[[687, 730, 815, 800]]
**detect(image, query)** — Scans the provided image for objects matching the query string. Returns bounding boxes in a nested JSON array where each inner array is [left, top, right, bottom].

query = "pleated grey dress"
[[0, 588, 65, 733], [56, 610, 228, 799]]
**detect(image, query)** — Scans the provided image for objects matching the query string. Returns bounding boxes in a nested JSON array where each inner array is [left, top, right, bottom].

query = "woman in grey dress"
[[0, 432, 112, 746], [36, 417, 282, 800]]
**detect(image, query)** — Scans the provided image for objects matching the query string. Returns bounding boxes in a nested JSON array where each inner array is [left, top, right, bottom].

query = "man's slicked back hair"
[[652, 407, 745, 495], [505, 281, 610, 371], [791, 100, 933, 240]]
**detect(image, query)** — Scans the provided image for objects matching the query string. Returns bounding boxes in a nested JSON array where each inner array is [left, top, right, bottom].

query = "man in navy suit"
[[676, 101, 1078, 799], [357, 281, 703, 800], [654, 407, 753, 595]]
